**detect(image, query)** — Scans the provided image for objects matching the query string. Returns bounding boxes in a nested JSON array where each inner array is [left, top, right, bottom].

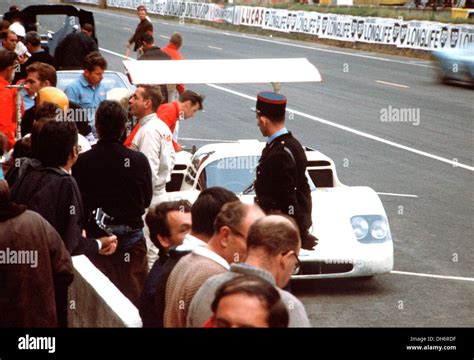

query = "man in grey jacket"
[[187, 214, 310, 327]]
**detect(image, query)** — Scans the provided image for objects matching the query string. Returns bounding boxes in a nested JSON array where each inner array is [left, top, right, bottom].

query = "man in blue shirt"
[[65, 51, 107, 135]]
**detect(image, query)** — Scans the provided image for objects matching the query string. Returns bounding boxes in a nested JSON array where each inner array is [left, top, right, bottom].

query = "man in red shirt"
[[161, 32, 184, 60], [0, 50, 19, 150], [161, 32, 185, 96], [125, 90, 204, 151]]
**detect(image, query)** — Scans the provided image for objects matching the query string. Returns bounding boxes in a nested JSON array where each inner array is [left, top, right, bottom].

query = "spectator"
[[65, 51, 107, 131], [127, 5, 153, 57], [13, 31, 55, 84], [2, 6, 20, 24], [8, 22, 29, 66], [4, 102, 60, 187], [0, 50, 18, 150], [0, 20, 10, 49], [139, 33, 171, 61], [139, 186, 238, 328], [72, 100, 152, 306], [0, 179, 74, 327], [138, 33, 171, 104], [209, 275, 289, 328], [128, 85, 174, 200], [10, 120, 117, 258], [163, 201, 264, 327], [21, 62, 57, 136], [188, 215, 310, 327], [128, 84, 175, 268], [161, 32, 184, 61], [161, 32, 185, 101], [24, 32, 53, 66], [139, 200, 192, 326], [54, 23, 98, 70], [125, 90, 205, 152], [145, 200, 192, 266], [0, 30, 17, 52]]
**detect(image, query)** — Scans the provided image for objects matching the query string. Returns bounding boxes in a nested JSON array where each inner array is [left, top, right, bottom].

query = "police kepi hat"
[[255, 92, 287, 120]]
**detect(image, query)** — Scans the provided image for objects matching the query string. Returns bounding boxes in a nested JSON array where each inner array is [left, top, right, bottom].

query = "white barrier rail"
[[69, 0, 474, 50]]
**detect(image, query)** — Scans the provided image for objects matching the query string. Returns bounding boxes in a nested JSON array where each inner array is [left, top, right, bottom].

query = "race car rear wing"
[[122, 58, 322, 85]]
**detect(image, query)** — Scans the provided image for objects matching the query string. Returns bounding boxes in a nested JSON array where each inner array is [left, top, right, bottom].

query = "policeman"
[[254, 91, 316, 250]]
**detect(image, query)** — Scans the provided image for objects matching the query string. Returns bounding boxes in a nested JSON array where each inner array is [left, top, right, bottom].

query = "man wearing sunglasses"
[[187, 214, 310, 328]]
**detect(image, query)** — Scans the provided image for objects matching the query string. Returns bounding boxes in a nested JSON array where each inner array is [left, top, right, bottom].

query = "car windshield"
[[57, 72, 126, 92], [200, 155, 316, 194], [200, 156, 258, 194]]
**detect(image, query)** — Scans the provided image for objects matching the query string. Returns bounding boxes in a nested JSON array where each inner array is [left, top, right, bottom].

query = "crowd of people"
[[1, 5, 315, 328]]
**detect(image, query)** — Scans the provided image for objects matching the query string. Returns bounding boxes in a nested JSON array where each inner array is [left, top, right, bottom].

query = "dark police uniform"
[[254, 92, 314, 250]]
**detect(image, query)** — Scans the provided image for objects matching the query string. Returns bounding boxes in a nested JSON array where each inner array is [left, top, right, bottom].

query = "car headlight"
[[371, 220, 388, 240], [351, 216, 369, 240], [351, 215, 391, 243]]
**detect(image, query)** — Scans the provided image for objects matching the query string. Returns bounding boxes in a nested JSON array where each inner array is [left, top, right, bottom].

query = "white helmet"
[[9, 22, 26, 38]]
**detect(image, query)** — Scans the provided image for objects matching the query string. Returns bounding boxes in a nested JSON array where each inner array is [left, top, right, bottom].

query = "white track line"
[[375, 80, 410, 89], [377, 192, 418, 198], [208, 45, 223, 50], [100, 47, 129, 59], [180, 137, 238, 143], [391, 270, 474, 282]]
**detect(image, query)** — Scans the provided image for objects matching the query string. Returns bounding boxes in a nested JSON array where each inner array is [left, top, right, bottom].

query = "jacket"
[[131, 113, 175, 197], [13, 50, 56, 84], [161, 44, 185, 94], [187, 262, 311, 327], [0, 209, 74, 327], [0, 77, 17, 150], [54, 31, 98, 70], [129, 19, 153, 52], [10, 159, 100, 256], [72, 139, 153, 230], [255, 132, 312, 234]]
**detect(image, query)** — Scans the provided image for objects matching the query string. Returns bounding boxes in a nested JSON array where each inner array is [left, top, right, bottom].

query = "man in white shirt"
[[129, 85, 175, 201], [129, 85, 175, 268]]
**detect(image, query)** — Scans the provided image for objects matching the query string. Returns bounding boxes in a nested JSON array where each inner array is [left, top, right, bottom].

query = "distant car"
[[433, 43, 474, 85], [56, 70, 136, 93], [165, 140, 394, 279]]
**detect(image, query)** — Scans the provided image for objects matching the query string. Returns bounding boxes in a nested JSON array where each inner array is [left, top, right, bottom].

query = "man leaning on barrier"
[[73, 100, 153, 306]]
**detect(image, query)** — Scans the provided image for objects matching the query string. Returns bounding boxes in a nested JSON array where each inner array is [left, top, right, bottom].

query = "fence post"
[[98, 0, 107, 9]]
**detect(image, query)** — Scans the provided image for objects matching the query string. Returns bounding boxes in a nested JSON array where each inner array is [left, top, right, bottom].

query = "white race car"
[[123, 58, 394, 279], [165, 140, 394, 279]]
